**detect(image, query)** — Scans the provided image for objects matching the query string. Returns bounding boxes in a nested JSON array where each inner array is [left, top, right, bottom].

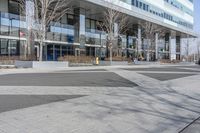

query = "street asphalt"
[[71, 69, 107, 71], [174, 65, 200, 69], [0, 72, 137, 87], [0, 95, 86, 113], [139, 73, 196, 81], [124, 67, 200, 72]]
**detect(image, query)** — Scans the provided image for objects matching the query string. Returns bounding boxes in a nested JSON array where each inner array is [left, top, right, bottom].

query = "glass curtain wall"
[[46, 14, 78, 43], [0, 0, 26, 58], [85, 17, 107, 57]]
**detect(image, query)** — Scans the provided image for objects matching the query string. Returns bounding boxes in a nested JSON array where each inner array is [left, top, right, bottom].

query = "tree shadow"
[[67, 85, 200, 132]]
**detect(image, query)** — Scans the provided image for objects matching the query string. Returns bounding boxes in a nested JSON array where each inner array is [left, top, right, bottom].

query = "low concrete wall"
[[32, 61, 69, 69], [111, 61, 128, 66], [69, 63, 93, 67], [133, 61, 160, 65], [100, 61, 128, 66], [15, 61, 69, 69], [15, 61, 33, 68]]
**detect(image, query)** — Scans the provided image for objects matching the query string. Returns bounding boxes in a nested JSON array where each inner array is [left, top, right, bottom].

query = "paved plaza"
[[0, 64, 200, 133]]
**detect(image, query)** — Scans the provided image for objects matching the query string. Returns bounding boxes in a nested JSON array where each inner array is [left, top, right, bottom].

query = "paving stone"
[[180, 117, 200, 133], [139, 73, 196, 81], [0, 95, 85, 113]]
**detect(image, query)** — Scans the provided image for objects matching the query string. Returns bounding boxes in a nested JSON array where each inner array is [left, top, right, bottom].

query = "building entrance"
[[46, 44, 77, 61]]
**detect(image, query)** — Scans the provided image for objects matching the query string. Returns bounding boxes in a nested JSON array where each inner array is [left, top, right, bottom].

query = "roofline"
[[85, 0, 198, 37]]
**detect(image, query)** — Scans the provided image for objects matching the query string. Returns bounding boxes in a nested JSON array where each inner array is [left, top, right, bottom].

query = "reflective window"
[[9, 40, 19, 55], [67, 15, 74, 26], [0, 39, 8, 55], [9, 0, 20, 15], [129, 0, 193, 29], [0, 39, 19, 55], [86, 19, 90, 29]]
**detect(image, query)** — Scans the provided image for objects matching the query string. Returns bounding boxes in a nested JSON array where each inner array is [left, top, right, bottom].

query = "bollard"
[[95, 57, 99, 65]]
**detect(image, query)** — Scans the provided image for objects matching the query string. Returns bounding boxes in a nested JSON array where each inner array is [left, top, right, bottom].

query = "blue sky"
[[194, 0, 200, 34]]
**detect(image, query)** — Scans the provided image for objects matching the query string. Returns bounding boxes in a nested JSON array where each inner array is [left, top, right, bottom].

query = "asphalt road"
[[124, 67, 200, 72], [0, 72, 137, 87], [174, 65, 200, 69], [139, 73, 196, 81], [0, 95, 85, 113]]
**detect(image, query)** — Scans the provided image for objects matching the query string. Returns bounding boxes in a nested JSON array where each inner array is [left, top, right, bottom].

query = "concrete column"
[[155, 33, 159, 60], [79, 14, 86, 49], [169, 36, 176, 61], [74, 8, 86, 54], [180, 38, 184, 59], [137, 27, 142, 55], [26, 0, 35, 57]]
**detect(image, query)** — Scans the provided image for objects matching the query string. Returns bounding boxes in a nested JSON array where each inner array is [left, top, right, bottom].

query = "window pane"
[[0, 39, 8, 55], [9, 0, 19, 15], [91, 20, 95, 29], [86, 19, 90, 29], [9, 40, 18, 55]]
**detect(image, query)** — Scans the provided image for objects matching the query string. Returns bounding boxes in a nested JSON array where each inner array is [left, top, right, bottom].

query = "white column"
[[79, 14, 86, 49], [155, 33, 159, 60], [74, 8, 86, 51], [137, 27, 142, 54], [26, 0, 35, 57], [169, 36, 176, 61]]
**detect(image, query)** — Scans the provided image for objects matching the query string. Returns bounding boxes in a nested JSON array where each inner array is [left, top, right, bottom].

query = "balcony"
[[0, 12, 26, 38]]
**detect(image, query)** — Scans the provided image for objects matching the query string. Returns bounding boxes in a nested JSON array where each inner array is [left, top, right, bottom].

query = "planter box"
[[15, 61, 69, 69]]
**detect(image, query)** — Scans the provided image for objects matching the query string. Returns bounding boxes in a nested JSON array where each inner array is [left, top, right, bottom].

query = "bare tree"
[[140, 21, 165, 61], [184, 38, 190, 61], [98, 1, 129, 64], [182, 37, 196, 62], [18, 0, 71, 61]]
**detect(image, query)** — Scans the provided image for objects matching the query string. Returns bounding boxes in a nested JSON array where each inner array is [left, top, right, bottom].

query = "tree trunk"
[[110, 43, 112, 65], [146, 39, 150, 62], [147, 52, 150, 61], [26, 30, 32, 60], [39, 41, 43, 61], [39, 26, 46, 61]]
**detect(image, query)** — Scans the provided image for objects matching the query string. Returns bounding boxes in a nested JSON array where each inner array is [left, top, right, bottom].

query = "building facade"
[[0, 0, 196, 61]]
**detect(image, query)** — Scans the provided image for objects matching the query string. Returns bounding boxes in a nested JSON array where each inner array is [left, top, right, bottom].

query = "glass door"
[[47, 45, 54, 61], [55, 45, 61, 61]]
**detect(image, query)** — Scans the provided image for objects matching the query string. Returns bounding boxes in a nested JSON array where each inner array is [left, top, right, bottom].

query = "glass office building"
[[0, 0, 196, 61]]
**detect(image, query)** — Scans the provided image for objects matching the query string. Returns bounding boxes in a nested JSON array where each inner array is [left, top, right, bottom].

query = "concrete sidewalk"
[[0, 65, 199, 133]]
